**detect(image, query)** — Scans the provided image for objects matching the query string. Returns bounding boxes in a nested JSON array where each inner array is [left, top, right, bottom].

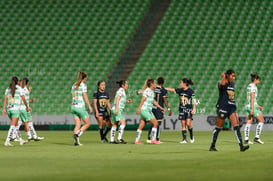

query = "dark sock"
[[188, 128, 193, 140], [156, 122, 161, 141], [99, 128, 104, 140], [182, 130, 187, 141], [211, 128, 221, 147], [234, 126, 243, 147], [147, 125, 152, 140], [103, 127, 111, 138]]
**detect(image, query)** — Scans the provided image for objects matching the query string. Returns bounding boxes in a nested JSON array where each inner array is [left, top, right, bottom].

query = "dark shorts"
[[97, 110, 110, 120], [178, 112, 193, 121], [216, 105, 236, 120], [152, 108, 164, 120]]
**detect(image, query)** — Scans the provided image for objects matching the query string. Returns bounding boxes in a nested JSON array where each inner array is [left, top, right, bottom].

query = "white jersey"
[[141, 88, 154, 111], [71, 82, 87, 108], [20, 87, 30, 110], [5, 85, 25, 111], [112, 88, 127, 111]]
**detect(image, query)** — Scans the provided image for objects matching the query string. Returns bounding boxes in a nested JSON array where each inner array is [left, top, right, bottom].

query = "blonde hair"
[[76, 72, 87, 89]]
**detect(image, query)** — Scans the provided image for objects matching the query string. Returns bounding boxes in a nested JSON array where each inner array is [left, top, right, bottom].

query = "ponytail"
[[250, 73, 260, 82], [22, 77, 29, 88], [116, 80, 126, 88], [182, 78, 194, 86], [141, 79, 154, 92], [76, 72, 87, 89], [9, 76, 19, 97]]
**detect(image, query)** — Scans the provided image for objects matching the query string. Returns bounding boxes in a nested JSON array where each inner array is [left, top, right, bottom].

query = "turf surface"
[[0, 130, 272, 181]]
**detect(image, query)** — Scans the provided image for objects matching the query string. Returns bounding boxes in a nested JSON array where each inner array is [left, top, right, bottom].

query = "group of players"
[[2, 69, 265, 151]]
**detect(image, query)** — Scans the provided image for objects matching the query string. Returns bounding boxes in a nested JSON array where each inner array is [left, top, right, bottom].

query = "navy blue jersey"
[[216, 82, 236, 108], [93, 90, 109, 112], [152, 86, 168, 109], [175, 88, 195, 111]]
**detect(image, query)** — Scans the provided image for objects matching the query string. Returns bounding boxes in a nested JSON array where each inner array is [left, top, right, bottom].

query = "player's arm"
[[21, 95, 32, 112], [2, 95, 7, 116], [250, 92, 255, 115], [28, 86, 32, 93], [93, 98, 99, 117], [163, 96, 172, 116], [137, 96, 146, 114], [153, 100, 165, 113], [165, 88, 176, 93], [219, 73, 228, 88], [83, 92, 93, 114], [114, 96, 121, 115]]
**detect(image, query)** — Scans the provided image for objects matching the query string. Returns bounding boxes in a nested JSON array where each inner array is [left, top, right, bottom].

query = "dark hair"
[[9, 76, 19, 97], [97, 80, 105, 89], [225, 69, 235, 78], [116, 80, 127, 87], [22, 77, 29, 88], [182, 78, 193, 86], [250, 73, 260, 82], [157, 77, 164, 85], [76, 72, 87, 89], [147, 79, 155, 88]]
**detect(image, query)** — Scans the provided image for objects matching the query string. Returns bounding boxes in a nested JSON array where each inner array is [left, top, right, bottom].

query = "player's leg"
[[73, 116, 82, 146], [5, 112, 19, 146], [96, 116, 105, 142], [180, 120, 187, 143], [254, 112, 265, 144], [156, 120, 162, 142], [14, 111, 27, 145], [147, 123, 152, 142], [186, 118, 194, 143], [209, 116, 224, 151], [103, 114, 111, 142], [117, 120, 126, 144], [149, 118, 160, 144], [110, 121, 118, 143], [229, 112, 249, 152], [135, 119, 146, 144], [244, 115, 253, 144]]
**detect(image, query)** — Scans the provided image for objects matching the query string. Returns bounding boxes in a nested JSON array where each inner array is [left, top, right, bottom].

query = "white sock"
[[18, 120, 23, 129], [28, 122, 38, 139], [255, 122, 264, 139], [151, 128, 157, 141], [118, 124, 125, 140], [244, 124, 251, 141], [135, 129, 142, 142], [26, 131, 32, 139], [110, 127, 117, 142], [15, 128, 23, 142], [77, 130, 83, 137], [6, 125, 15, 142]]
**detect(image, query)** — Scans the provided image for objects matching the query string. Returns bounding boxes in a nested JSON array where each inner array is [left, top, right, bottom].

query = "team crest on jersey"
[[227, 90, 235, 101], [99, 99, 107, 108], [220, 114, 225, 118]]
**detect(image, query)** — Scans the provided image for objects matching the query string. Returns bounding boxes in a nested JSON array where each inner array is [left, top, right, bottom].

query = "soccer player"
[[18, 77, 44, 141], [2, 76, 31, 146], [147, 77, 171, 143], [93, 81, 111, 143], [71, 72, 93, 146], [134, 79, 165, 145], [209, 69, 249, 152], [244, 74, 265, 144], [166, 78, 196, 144], [110, 80, 131, 144]]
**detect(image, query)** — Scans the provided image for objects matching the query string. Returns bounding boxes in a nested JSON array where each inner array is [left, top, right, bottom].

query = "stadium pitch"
[[0, 130, 272, 181]]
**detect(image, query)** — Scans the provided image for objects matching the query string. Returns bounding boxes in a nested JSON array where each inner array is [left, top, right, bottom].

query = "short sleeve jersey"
[[246, 83, 258, 105], [217, 82, 236, 107], [93, 90, 109, 112], [141, 88, 154, 111], [112, 88, 127, 111], [71, 82, 87, 108], [152, 86, 168, 109], [20, 87, 30, 110], [175, 88, 195, 110], [5, 85, 25, 110]]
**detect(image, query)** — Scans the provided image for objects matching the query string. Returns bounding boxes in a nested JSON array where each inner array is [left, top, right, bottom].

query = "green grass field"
[[0, 130, 272, 181]]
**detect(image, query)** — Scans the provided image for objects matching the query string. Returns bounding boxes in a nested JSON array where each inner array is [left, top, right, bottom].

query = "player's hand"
[[27, 107, 32, 113], [89, 106, 93, 114], [250, 109, 254, 116], [137, 109, 141, 115], [221, 73, 225, 78], [160, 108, 165, 113], [168, 110, 172, 116], [95, 112, 99, 118], [126, 99, 132, 103], [192, 109, 196, 115], [2, 109, 6, 116], [29, 86, 32, 92], [257, 105, 263, 111], [114, 110, 118, 115], [32, 98, 36, 102]]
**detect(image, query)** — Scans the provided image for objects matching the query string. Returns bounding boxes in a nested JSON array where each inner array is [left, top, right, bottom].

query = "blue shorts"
[[216, 105, 236, 120], [152, 108, 164, 120]]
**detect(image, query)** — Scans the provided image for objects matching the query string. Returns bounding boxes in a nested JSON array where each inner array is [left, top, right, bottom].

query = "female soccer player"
[[209, 69, 249, 152], [93, 81, 111, 143], [135, 79, 165, 145], [71, 72, 93, 146], [166, 78, 196, 144], [110, 80, 131, 144], [2, 76, 31, 146], [147, 77, 171, 143], [18, 77, 44, 141], [244, 74, 265, 144]]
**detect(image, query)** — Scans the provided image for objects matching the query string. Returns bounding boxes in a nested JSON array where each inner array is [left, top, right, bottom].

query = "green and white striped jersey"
[[141, 88, 154, 111], [71, 82, 87, 108], [112, 88, 127, 111], [20, 87, 30, 110], [5, 85, 25, 111], [246, 83, 258, 106]]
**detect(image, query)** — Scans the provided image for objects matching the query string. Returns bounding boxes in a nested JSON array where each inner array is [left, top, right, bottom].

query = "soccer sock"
[[103, 127, 111, 138], [76, 130, 83, 137], [234, 126, 243, 147], [156, 122, 161, 141], [182, 130, 187, 141], [118, 124, 125, 140], [147, 125, 152, 140], [135, 129, 142, 142], [151, 128, 157, 141], [99, 128, 104, 140], [110, 127, 116, 142], [244, 124, 251, 141], [255, 122, 264, 139], [15, 127, 23, 142], [28, 122, 38, 139], [188, 128, 193, 140], [26, 131, 32, 139], [211, 128, 221, 147], [18, 120, 23, 129], [6, 125, 15, 142]]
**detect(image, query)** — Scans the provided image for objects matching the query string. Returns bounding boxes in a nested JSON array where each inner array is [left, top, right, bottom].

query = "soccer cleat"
[[34, 137, 45, 141], [20, 140, 27, 146], [146, 139, 152, 144], [134, 141, 144, 145], [151, 140, 162, 144], [117, 139, 127, 144], [254, 138, 264, 144], [104, 137, 109, 143], [244, 140, 253, 145], [110, 141, 118, 144], [73, 134, 80, 146], [209, 146, 218, 152], [4, 141, 13, 147], [190, 137, 195, 143], [240, 145, 250, 152], [180, 140, 188, 144]]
